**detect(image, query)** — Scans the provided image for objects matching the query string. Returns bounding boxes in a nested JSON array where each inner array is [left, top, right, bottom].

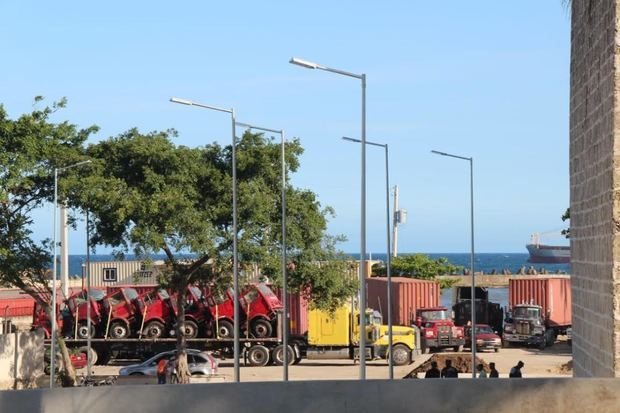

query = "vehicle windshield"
[[257, 284, 276, 297], [124, 288, 138, 301], [473, 325, 494, 334], [420, 310, 449, 320], [107, 291, 123, 306], [189, 286, 203, 300], [513, 307, 540, 318], [158, 289, 169, 299], [90, 289, 106, 301]]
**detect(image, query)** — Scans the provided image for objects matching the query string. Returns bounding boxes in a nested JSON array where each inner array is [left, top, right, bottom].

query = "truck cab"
[[307, 306, 417, 366], [64, 288, 106, 339], [503, 304, 554, 349], [415, 307, 464, 353], [100, 287, 141, 339], [138, 288, 177, 338]]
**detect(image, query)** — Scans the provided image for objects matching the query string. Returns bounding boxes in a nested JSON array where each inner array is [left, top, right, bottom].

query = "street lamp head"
[[342, 136, 362, 144], [431, 150, 449, 157], [170, 97, 193, 106], [289, 57, 319, 69]]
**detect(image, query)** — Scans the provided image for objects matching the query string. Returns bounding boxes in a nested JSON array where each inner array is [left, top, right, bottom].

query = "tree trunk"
[[175, 282, 191, 384], [44, 303, 76, 387]]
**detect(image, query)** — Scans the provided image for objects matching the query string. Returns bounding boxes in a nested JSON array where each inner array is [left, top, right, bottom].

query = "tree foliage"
[[562, 208, 570, 238], [68, 128, 356, 380], [0, 98, 97, 386], [373, 254, 462, 289]]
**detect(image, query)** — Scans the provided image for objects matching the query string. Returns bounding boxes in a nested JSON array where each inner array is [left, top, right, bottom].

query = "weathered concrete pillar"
[[570, 0, 620, 377]]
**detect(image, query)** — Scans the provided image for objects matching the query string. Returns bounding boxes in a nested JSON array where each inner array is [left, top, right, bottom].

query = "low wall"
[[0, 330, 44, 390], [1, 378, 619, 412]]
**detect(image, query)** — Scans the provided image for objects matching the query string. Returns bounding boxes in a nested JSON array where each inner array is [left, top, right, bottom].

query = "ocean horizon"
[[63, 252, 571, 278]]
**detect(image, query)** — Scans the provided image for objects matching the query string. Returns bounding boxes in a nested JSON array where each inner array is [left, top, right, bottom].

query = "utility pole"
[[60, 205, 69, 297], [392, 186, 399, 257]]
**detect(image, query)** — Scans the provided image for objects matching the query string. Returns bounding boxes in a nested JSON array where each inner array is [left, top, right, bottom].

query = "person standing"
[[509, 361, 524, 378], [424, 361, 441, 378], [157, 357, 167, 384], [489, 362, 499, 378], [477, 363, 487, 378], [441, 360, 459, 378]]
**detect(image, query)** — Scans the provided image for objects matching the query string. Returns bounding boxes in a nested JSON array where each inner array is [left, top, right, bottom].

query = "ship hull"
[[526, 244, 570, 264]]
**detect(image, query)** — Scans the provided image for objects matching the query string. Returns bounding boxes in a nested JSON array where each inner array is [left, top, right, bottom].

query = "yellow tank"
[[307, 306, 351, 346]]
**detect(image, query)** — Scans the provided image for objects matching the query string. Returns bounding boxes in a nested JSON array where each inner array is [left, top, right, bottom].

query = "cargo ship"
[[526, 233, 570, 263]]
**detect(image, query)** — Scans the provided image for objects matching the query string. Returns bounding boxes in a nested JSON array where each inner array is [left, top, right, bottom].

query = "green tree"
[[373, 254, 461, 289], [562, 208, 570, 238], [68, 129, 355, 382], [0, 98, 97, 387]]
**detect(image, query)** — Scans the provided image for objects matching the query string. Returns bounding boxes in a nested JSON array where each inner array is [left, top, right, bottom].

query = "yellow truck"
[[298, 306, 419, 366]]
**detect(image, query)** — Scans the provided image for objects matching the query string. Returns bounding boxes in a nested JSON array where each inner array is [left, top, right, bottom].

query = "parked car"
[[464, 324, 502, 352], [118, 349, 218, 377]]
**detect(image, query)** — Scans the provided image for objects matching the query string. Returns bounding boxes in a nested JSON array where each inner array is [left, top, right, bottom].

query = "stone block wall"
[[570, 0, 620, 376], [0, 330, 44, 389]]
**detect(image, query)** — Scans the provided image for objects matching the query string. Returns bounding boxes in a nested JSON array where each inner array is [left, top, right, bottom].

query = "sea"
[[65, 252, 570, 309]]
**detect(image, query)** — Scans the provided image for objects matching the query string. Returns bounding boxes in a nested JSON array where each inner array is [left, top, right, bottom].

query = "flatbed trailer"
[[46, 337, 296, 366]]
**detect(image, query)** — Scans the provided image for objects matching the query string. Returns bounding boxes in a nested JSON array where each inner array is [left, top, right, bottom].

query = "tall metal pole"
[[359, 74, 367, 380], [392, 186, 399, 257], [281, 130, 288, 379], [384, 145, 393, 379], [231, 110, 240, 383], [50, 168, 58, 388], [470, 158, 476, 379], [86, 209, 92, 379]]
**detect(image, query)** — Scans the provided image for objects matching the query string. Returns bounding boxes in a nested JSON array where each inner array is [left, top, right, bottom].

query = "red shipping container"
[[366, 277, 440, 326], [508, 277, 571, 328], [274, 288, 309, 336]]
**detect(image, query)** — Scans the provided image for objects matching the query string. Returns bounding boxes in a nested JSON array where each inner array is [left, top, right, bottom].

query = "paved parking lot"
[[88, 341, 572, 381]]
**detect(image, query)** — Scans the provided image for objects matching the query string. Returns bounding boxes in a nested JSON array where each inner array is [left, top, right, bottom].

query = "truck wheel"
[[247, 345, 270, 367], [109, 321, 130, 339], [78, 346, 98, 365], [77, 322, 96, 339], [390, 344, 411, 366], [216, 320, 234, 338], [538, 340, 546, 351], [251, 319, 273, 338], [143, 321, 165, 338], [271, 345, 295, 366], [182, 320, 199, 338]]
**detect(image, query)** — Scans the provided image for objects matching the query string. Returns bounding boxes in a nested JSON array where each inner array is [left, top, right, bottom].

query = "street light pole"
[[431, 150, 476, 378], [86, 209, 92, 379], [290, 57, 368, 379], [236, 122, 289, 380], [342, 137, 393, 379], [170, 97, 241, 383], [50, 159, 92, 388]]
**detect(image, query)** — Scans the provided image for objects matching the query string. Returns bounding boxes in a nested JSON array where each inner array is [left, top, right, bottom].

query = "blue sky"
[[0, 1, 570, 254]]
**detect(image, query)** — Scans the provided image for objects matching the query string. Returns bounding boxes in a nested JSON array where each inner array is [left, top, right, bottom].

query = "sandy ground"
[[89, 341, 573, 381]]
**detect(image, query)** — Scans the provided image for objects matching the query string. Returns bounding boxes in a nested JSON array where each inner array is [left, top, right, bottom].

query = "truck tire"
[[77, 322, 96, 339], [109, 321, 130, 339], [251, 319, 273, 338], [271, 345, 295, 366], [247, 345, 270, 367], [143, 321, 165, 338], [216, 320, 234, 338], [182, 320, 199, 338], [390, 344, 411, 366]]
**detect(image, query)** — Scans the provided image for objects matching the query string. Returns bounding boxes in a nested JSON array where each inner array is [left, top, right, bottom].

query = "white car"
[[118, 349, 218, 377]]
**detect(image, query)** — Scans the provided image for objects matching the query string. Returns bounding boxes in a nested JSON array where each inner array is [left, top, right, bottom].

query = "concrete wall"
[[1, 379, 620, 413], [0, 330, 43, 390], [569, 0, 620, 376]]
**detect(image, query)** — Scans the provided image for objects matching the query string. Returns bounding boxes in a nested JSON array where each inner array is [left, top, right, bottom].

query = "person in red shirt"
[[157, 358, 167, 384]]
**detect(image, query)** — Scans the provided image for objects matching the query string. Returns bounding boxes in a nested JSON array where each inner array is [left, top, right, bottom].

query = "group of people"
[[157, 356, 178, 384], [425, 360, 525, 379]]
